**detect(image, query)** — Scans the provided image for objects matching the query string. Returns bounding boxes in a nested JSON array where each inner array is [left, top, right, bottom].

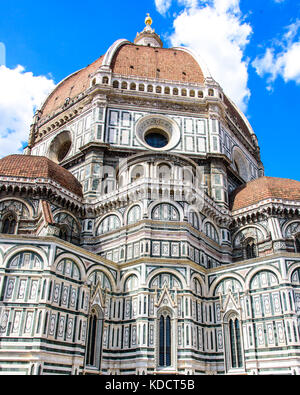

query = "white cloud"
[[160, 0, 252, 111], [252, 20, 300, 87], [0, 65, 55, 158], [154, 0, 172, 15]]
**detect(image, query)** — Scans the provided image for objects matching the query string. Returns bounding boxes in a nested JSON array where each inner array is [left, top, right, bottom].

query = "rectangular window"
[[97, 125, 103, 140], [92, 179, 99, 191], [214, 174, 221, 185], [213, 136, 218, 151], [98, 107, 104, 121]]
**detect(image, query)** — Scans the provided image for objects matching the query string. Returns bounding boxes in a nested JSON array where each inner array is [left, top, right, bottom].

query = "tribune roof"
[[230, 176, 300, 211], [0, 155, 83, 197]]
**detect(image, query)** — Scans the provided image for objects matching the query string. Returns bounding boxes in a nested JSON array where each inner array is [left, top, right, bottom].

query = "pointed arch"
[[223, 312, 244, 371], [85, 304, 105, 371], [157, 306, 174, 369], [1, 212, 17, 235]]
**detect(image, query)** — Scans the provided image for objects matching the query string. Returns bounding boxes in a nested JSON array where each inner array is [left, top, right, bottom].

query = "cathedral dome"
[[31, 16, 259, 165], [39, 44, 205, 120], [39, 55, 105, 119], [0, 155, 83, 197], [230, 176, 300, 211]]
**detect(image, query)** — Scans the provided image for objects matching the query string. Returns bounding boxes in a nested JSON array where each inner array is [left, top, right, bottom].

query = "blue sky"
[[0, 0, 299, 181]]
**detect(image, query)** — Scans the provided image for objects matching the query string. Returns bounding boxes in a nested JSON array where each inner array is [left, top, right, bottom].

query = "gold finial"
[[145, 13, 153, 26]]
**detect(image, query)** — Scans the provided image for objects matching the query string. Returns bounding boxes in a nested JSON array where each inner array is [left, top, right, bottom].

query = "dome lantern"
[[134, 14, 163, 48], [145, 13, 152, 27]]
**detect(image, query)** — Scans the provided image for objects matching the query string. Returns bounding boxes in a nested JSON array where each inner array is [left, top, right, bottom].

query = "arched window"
[[102, 76, 109, 84], [8, 251, 43, 270], [54, 212, 80, 245], [113, 80, 119, 89], [149, 273, 182, 290], [56, 259, 81, 280], [152, 203, 180, 221], [205, 222, 219, 243], [245, 238, 257, 259], [228, 317, 243, 369], [97, 215, 121, 235], [159, 312, 172, 367], [2, 214, 16, 234], [130, 83, 136, 91], [131, 165, 144, 183], [192, 278, 202, 296], [124, 275, 139, 292], [87, 221, 93, 231], [121, 81, 128, 90], [188, 211, 199, 230], [183, 168, 193, 184], [207, 258, 212, 269], [127, 205, 141, 225], [88, 270, 112, 291], [59, 226, 69, 242], [158, 164, 171, 182], [86, 307, 104, 370]]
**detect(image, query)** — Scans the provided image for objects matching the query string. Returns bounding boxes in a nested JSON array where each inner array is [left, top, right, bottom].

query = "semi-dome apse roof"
[[0, 155, 83, 197], [230, 176, 300, 211]]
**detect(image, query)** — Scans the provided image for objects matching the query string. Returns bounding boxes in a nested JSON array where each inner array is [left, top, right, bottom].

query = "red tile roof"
[[40, 55, 104, 118], [0, 155, 83, 197], [40, 44, 205, 119], [230, 176, 300, 211], [111, 44, 205, 84]]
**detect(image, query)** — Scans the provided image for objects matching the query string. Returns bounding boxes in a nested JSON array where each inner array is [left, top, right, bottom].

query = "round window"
[[145, 128, 169, 149], [135, 115, 181, 152], [49, 130, 72, 163], [57, 140, 72, 162]]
